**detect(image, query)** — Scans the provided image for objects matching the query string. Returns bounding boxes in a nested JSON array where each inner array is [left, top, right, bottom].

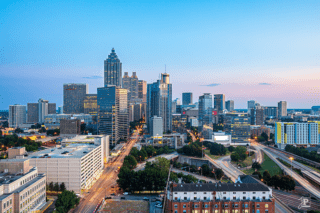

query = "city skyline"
[[1, 0, 320, 109]]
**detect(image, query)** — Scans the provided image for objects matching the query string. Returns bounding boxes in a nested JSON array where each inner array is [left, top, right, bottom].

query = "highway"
[[73, 129, 141, 213], [252, 143, 320, 200], [171, 168, 217, 182]]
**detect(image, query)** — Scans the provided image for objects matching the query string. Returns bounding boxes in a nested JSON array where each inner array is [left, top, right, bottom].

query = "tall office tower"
[[63, 83, 88, 114], [104, 48, 122, 87], [278, 101, 287, 118], [150, 116, 163, 138], [250, 106, 264, 125], [147, 73, 172, 133], [214, 94, 225, 113], [182, 92, 193, 105], [38, 99, 49, 124], [48, 103, 56, 114], [98, 86, 129, 145], [58, 106, 63, 114], [172, 100, 177, 114], [138, 80, 147, 102], [27, 103, 38, 123], [247, 100, 256, 114], [225, 100, 234, 112], [122, 72, 139, 102], [9, 104, 26, 128], [84, 94, 98, 124], [264, 106, 278, 118], [198, 93, 213, 139]]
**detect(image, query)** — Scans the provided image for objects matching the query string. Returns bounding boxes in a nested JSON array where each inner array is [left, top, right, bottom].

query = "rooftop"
[[0, 167, 37, 186], [27, 143, 99, 159]]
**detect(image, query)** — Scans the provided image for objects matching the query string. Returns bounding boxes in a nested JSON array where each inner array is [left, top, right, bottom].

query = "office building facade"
[[278, 101, 287, 118], [223, 113, 251, 142], [98, 86, 129, 144], [275, 122, 320, 149], [27, 103, 38, 123], [182, 92, 193, 105], [104, 48, 122, 87], [247, 100, 256, 114], [60, 119, 81, 137], [138, 80, 147, 102], [250, 107, 264, 125], [214, 94, 225, 113], [150, 116, 163, 139], [225, 100, 234, 112], [198, 93, 213, 139], [63, 83, 88, 114], [27, 99, 56, 124], [122, 72, 139, 102], [263, 107, 278, 118], [84, 94, 98, 115], [9, 105, 26, 128], [147, 73, 172, 133]]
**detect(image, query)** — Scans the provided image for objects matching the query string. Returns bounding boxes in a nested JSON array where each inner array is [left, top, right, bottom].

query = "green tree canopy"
[[55, 190, 80, 213]]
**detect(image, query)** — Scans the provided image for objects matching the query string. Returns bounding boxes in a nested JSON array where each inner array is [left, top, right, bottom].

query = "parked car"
[[123, 192, 129, 195], [111, 193, 116, 196], [121, 197, 126, 200]]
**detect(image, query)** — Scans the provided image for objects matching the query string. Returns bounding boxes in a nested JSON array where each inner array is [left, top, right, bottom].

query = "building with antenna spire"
[[104, 48, 122, 88]]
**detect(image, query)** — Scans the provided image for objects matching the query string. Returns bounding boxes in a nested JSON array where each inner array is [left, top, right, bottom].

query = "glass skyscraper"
[[198, 93, 213, 139], [104, 48, 122, 87], [225, 100, 234, 112], [147, 73, 172, 133], [9, 104, 26, 128], [97, 86, 128, 145], [214, 94, 225, 113], [182, 92, 193, 105], [122, 72, 139, 102]]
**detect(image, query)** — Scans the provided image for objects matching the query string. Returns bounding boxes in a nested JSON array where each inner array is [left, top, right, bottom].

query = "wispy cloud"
[[259, 83, 271, 85], [200, 83, 220, 87], [83, 76, 103, 79]]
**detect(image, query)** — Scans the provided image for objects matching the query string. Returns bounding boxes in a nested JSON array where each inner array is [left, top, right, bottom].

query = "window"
[[235, 204, 238, 207], [233, 196, 236, 200], [243, 197, 246, 200], [253, 196, 256, 200], [265, 204, 268, 208], [174, 192, 177, 194], [184, 192, 187, 194], [183, 211, 187, 213], [174, 204, 178, 208], [194, 192, 197, 194], [262, 192, 265, 194], [225, 204, 228, 208], [263, 197, 266, 200], [205, 204, 208, 208], [194, 197, 197, 200], [223, 197, 226, 200], [183, 205, 186, 208], [204, 197, 207, 200], [4, 203, 6, 208], [174, 211, 177, 213], [204, 192, 207, 194], [184, 197, 187, 200], [245, 204, 248, 208], [253, 192, 256, 194], [257, 210, 260, 213], [243, 192, 246, 194], [233, 192, 236, 194], [195, 204, 198, 208], [223, 192, 226, 194], [215, 204, 218, 208], [256, 204, 260, 207]]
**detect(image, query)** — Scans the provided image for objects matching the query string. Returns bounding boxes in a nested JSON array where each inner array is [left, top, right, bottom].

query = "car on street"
[[111, 193, 116, 196], [155, 204, 163, 208], [123, 192, 129, 195]]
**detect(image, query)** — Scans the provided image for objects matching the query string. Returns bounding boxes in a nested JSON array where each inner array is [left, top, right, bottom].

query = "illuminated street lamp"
[[289, 157, 294, 176]]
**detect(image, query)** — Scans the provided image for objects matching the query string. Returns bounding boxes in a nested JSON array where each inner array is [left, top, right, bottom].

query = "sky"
[[0, 0, 320, 109]]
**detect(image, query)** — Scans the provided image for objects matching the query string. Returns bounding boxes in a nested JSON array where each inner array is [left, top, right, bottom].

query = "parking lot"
[[106, 194, 163, 213]]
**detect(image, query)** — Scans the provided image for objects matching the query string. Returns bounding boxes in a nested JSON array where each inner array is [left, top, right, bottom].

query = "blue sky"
[[1, 0, 320, 109]]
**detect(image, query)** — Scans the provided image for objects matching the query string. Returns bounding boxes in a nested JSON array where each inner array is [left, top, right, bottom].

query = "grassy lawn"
[[297, 161, 320, 173], [204, 150, 229, 160], [243, 153, 283, 176], [236, 153, 256, 168]]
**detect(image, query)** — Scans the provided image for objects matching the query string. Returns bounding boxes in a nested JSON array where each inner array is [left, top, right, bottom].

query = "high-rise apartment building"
[[122, 72, 139, 102], [138, 80, 147, 102], [97, 86, 129, 144], [223, 113, 251, 142], [48, 103, 56, 114], [214, 94, 225, 113], [278, 101, 287, 118], [9, 104, 26, 128], [264, 106, 278, 118], [104, 48, 122, 87], [225, 100, 234, 112], [60, 119, 81, 137], [63, 83, 88, 114], [250, 107, 264, 125], [38, 99, 49, 124], [27, 103, 38, 123], [182, 92, 193, 105], [150, 116, 163, 139], [275, 122, 320, 149], [198, 93, 213, 139], [147, 73, 172, 133]]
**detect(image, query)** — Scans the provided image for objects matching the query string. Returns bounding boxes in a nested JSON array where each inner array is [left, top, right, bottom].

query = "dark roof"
[[238, 175, 260, 184], [172, 182, 270, 192]]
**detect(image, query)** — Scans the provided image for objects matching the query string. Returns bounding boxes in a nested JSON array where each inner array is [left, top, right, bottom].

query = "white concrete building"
[[26, 136, 109, 194], [9, 105, 26, 128], [211, 131, 232, 146], [150, 116, 163, 139]]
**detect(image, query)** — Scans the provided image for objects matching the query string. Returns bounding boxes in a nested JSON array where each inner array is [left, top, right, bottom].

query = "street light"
[[289, 157, 294, 176]]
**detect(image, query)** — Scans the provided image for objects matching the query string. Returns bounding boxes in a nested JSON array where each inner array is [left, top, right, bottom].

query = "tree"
[[209, 143, 227, 155], [261, 132, 269, 141], [80, 123, 86, 133], [263, 170, 271, 185], [201, 164, 210, 176], [153, 157, 170, 173], [252, 171, 262, 179], [123, 155, 138, 170], [228, 146, 235, 152], [170, 172, 179, 182], [214, 168, 224, 180], [49, 182, 54, 191], [54, 182, 60, 192], [60, 182, 66, 192], [252, 162, 261, 170], [117, 166, 133, 191], [55, 190, 80, 213], [231, 153, 240, 162], [0, 129, 2, 137]]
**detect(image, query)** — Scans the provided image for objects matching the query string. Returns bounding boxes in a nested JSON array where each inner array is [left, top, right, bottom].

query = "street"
[[73, 129, 141, 213]]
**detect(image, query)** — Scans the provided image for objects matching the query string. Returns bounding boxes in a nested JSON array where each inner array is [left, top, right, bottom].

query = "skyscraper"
[[63, 83, 88, 114], [250, 106, 264, 125], [198, 93, 213, 139], [247, 100, 256, 114], [104, 48, 122, 87], [278, 101, 287, 118], [9, 104, 26, 128], [97, 86, 129, 145], [147, 73, 172, 133], [84, 94, 98, 124], [214, 94, 225, 113], [122, 72, 139, 102], [264, 106, 278, 118], [138, 80, 147, 102], [225, 100, 234, 112], [182, 92, 193, 105], [27, 103, 38, 123], [223, 113, 251, 142], [27, 99, 56, 124], [38, 99, 49, 124], [48, 103, 56, 114]]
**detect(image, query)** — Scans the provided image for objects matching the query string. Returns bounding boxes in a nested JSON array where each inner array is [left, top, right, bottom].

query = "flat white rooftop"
[[27, 143, 99, 159]]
